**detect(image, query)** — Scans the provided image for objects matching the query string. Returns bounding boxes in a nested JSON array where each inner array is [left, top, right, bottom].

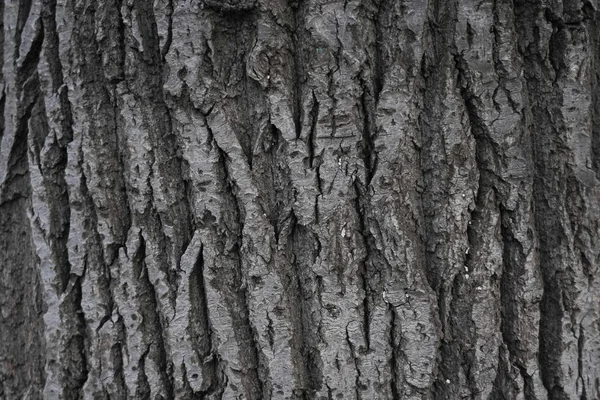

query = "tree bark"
[[1, 0, 599, 399]]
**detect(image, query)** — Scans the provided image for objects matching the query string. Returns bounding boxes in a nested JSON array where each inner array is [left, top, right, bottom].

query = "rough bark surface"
[[1, 0, 599, 399]]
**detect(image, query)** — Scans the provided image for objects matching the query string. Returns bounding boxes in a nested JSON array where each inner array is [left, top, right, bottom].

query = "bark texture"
[[1, 0, 599, 399]]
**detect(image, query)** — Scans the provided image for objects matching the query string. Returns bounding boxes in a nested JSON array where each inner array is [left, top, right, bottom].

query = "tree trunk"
[[1, 0, 599, 399]]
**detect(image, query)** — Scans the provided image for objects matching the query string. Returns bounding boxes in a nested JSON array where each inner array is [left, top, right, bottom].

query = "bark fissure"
[[212, 139, 267, 399], [292, 0, 305, 141], [389, 306, 400, 400], [353, 183, 371, 351], [345, 322, 363, 400], [189, 244, 222, 397], [288, 214, 322, 398], [133, 231, 175, 398], [359, 79, 376, 185], [67, 278, 90, 400], [307, 90, 319, 169], [514, 3, 571, 398], [40, 0, 75, 293], [14, 0, 34, 60]]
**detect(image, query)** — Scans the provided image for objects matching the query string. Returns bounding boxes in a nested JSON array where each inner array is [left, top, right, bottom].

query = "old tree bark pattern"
[[1, 0, 599, 399]]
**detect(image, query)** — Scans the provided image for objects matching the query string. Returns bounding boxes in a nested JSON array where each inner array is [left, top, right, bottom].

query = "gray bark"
[[1, 0, 599, 399]]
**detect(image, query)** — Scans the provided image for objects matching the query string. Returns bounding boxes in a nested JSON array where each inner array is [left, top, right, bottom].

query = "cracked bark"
[[1, 0, 599, 399]]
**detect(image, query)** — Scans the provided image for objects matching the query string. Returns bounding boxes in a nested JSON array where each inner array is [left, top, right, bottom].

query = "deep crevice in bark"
[[212, 141, 267, 399], [499, 207, 538, 399], [420, 1, 466, 396], [14, 0, 34, 60], [0, 113, 44, 399], [307, 90, 319, 169], [16, 23, 44, 89], [160, 0, 174, 61], [110, 312, 128, 398], [132, 231, 175, 398], [289, 218, 323, 397], [388, 305, 400, 400], [359, 78, 376, 185], [373, 0, 386, 102], [60, 274, 89, 400], [453, 51, 488, 400], [291, 0, 306, 141], [513, 2, 573, 398], [40, 0, 75, 292], [345, 322, 363, 400], [352, 184, 372, 352], [577, 324, 588, 400], [189, 244, 222, 397], [4, 88, 37, 199]]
